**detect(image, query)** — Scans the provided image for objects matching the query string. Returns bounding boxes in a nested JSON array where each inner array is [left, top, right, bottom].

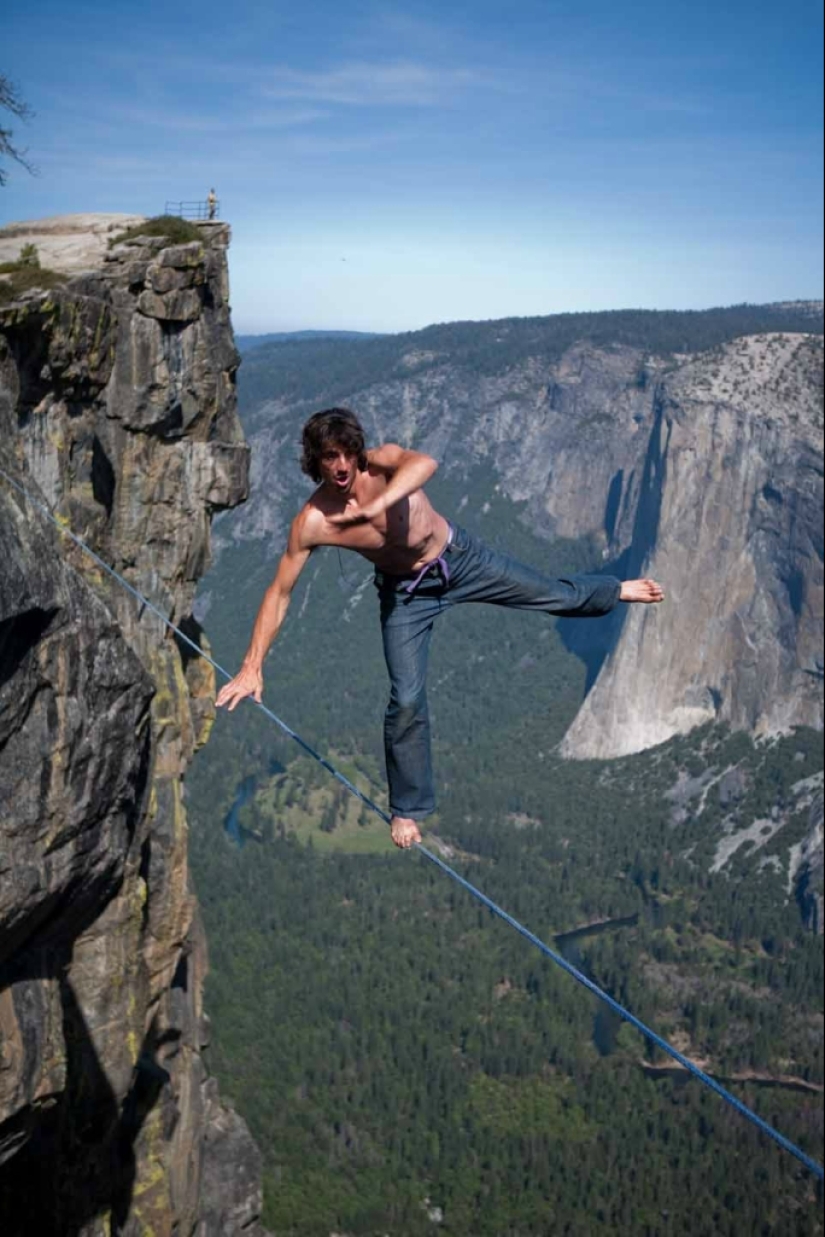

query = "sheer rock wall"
[[562, 333, 824, 758], [0, 220, 265, 1234]]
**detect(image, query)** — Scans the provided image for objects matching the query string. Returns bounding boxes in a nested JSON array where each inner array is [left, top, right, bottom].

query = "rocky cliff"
[[0, 218, 265, 1233], [561, 332, 824, 758]]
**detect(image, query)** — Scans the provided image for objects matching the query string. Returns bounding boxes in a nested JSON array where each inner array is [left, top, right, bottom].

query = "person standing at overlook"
[[216, 409, 664, 848], [206, 188, 217, 219]]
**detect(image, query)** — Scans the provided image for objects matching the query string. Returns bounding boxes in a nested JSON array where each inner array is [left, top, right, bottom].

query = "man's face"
[[319, 443, 358, 495]]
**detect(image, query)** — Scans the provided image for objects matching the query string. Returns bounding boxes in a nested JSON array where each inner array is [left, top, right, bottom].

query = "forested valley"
[[187, 310, 823, 1235]]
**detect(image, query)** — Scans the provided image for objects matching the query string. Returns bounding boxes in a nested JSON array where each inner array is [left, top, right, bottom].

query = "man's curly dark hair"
[[301, 408, 369, 483]]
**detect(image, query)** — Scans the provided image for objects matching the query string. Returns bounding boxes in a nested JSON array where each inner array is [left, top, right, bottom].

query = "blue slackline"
[[1, 462, 822, 1184]]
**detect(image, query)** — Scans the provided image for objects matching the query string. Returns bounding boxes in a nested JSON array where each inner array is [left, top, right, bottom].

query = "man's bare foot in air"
[[619, 578, 664, 604], [390, 816, 422, 849]]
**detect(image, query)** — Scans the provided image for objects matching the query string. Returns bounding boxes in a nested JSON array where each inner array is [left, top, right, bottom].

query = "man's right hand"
[[215, 664, 263, 711]]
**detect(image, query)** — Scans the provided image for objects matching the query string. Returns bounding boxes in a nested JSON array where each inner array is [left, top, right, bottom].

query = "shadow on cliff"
[[558, 393, 672, 693], [0, 956, 170, 1236]]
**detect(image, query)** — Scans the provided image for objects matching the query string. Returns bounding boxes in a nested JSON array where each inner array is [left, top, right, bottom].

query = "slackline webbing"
[[1, 462, 822, 1184]]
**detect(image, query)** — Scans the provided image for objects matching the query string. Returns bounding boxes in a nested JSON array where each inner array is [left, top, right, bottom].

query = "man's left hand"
[[327, 501, 382, 527]]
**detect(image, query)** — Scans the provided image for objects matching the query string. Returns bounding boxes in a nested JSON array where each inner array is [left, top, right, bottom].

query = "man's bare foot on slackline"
[[391, 816, 422, 849]]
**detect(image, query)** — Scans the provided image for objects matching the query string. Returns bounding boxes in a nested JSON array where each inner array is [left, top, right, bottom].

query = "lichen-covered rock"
[[137, 286, 203, 323], [0, 432, 152, 971], [196, 1078, 269, 1237], [0, 217, 263, 1233]]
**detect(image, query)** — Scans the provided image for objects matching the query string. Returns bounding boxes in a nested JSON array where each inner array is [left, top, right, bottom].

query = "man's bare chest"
[[321, 485, 437, 563]]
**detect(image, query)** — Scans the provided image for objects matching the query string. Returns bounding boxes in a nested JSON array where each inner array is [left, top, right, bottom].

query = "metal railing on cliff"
[[164, 199, 220, 221]]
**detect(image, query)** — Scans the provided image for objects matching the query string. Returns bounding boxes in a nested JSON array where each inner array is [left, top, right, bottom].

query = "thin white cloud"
[[262, 60, 485, 107], [105, 104, 330, 134]]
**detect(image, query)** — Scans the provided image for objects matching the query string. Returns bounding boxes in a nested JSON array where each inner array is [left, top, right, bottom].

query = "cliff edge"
[[0, 217, 266, 1234]]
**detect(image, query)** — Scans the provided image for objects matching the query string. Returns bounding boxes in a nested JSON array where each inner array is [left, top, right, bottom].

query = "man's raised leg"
[[443, 527, 664, 618]]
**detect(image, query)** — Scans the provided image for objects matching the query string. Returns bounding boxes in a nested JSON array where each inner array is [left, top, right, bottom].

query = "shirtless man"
[[216, 408, 664, 849]]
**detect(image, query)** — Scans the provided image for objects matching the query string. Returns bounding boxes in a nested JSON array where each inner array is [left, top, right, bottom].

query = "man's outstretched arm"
[[215, 515, 313, 712]]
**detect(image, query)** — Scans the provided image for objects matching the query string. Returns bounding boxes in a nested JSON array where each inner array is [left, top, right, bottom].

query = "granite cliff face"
[[561, 332, 824, 758], [0, 219, 264, 1233]]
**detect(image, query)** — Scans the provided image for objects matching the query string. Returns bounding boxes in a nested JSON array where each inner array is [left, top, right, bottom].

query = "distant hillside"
[[235, 301, 823, 418], [235, 329, 383, 354]]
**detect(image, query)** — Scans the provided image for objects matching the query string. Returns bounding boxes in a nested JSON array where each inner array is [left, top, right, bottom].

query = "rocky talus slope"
[[0, 219, 266, 1233]]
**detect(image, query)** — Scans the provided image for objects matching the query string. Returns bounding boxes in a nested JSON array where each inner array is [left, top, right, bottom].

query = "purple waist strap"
[[402, 526, 454, 595], [403, 554, 450, 594]]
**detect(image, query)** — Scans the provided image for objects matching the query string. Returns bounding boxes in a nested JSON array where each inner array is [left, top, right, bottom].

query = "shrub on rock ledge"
[[109, 214, 203, 247]]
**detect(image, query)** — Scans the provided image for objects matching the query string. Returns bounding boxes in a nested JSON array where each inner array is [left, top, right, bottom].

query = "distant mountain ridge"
[[235, 301, 823, 418], [235, 329, 383, 354]]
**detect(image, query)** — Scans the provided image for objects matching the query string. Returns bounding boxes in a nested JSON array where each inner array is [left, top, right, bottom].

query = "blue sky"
[[3, 0, 823, 332]]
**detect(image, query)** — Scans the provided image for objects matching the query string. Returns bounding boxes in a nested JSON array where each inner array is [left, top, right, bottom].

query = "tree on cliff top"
[[0, 75, 35, 186]]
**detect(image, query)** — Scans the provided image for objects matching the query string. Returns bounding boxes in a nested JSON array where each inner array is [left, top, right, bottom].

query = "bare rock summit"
[[0, 212, 147, 274]]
